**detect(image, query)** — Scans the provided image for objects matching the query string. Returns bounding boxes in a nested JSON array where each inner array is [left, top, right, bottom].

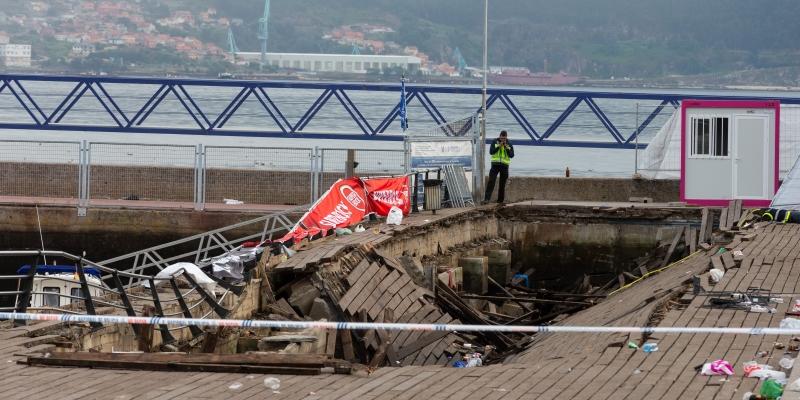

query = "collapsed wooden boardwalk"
[[1, 205, 799, 399]]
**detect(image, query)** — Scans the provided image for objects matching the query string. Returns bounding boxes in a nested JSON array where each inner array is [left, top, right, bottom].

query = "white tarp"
[[143, 262, 216, 293], [771, 155, 800, 210], [638, 109, 681, 179]]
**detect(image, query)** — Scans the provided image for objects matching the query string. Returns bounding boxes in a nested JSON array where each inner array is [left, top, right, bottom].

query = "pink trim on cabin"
[[683, 198, 772, 207], [679, 99, 780, 206]]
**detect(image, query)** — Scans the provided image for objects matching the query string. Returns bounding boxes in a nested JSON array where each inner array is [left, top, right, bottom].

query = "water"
[[0, 81, 796, 177]]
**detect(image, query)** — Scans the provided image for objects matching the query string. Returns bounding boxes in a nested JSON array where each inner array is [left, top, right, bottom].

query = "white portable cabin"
[[681, 100, 780, 207]]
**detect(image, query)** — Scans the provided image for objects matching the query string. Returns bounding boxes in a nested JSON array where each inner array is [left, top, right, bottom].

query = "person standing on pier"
[[484, 130, 514, 203]]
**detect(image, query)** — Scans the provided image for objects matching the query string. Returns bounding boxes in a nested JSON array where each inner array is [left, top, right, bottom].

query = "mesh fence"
[[204, 146, 314, 205], [88, 143, 196, 202], [409, 114, 477, 137], [318, 148, 406, 196], [0, 140, 81, 199]]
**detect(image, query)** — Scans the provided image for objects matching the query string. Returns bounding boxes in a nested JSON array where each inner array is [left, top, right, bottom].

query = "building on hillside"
[[234, 52, 421, 74], [0, 44, 31, 67]]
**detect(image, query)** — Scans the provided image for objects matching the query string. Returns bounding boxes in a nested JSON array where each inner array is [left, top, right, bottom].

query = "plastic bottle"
[[642, 343, 659, 353]]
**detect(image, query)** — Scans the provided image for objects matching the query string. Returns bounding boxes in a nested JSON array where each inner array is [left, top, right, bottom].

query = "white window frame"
[[689, 115, 730, 159]]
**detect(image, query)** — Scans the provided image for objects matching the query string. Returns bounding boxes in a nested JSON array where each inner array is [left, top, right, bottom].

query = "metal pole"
[[478, 0, 489, 202], [634, 103, 640, 177]]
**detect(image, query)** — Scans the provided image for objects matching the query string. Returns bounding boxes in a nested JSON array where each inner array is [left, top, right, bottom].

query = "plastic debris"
[[354, 224, 366, 233], [633, 369, 641, 375], [774, 342, 785, 350], [627, 341, 639, 349], [642, 343, 659, 353], [780, 317, 800, 329], [229, 382, 243, 390], [710, 268, 725, 283], [701, 359, 734, 376], [750, 305, 775, 313], [790, 300, 800, 315], [463, 353, 483, 368], [452, 360, 467, 368], [386, 206, 404, 225], [751, 369, 786, 383], [788, 377, 800, 391], [264, 377, 281, 391], [779, 356, 795, 370], [335, 228, 353, 236], [760, 378, 784, 399], [223, 198, 244, 205], [770, 297, 784, 304]]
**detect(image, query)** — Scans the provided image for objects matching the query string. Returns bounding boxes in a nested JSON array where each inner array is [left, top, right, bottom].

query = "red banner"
[[363, 176, 411, 216], [278, 176, 409, 243], [302, 177, 368, 231]]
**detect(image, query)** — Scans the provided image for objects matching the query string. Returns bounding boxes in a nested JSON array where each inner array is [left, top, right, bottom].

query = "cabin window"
[[42, 287, 60, 307], [70, 288, 83, 304], [690, 117, 729, 158]]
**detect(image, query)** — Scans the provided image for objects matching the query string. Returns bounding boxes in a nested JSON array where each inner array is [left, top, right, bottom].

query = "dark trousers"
[[484, 163, 509, 202]]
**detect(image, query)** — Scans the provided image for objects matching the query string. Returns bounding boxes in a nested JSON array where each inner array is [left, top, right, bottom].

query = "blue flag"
[[399, 77, 408, 132]]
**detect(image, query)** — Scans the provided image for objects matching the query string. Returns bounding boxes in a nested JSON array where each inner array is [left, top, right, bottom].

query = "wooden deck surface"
[[1, 208, 797, 399]]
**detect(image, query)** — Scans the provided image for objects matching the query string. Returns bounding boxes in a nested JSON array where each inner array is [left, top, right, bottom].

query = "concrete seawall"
[[2, 161, 679, 205]]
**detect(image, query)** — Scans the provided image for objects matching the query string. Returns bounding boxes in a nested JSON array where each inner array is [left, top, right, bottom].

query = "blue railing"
[[1, 74, 799, 148]]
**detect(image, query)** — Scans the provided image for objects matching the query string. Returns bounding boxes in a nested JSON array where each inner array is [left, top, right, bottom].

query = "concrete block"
[[309, 298, 336, 321], [288, 281, 321, 317], [487, 249, 512, 285], [459, 257, 488, 294], [502, 302, 525, 318]]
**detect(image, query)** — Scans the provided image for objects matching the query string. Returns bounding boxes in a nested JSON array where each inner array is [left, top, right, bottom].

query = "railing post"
[[75, 260, 102, 329], [169, 277, 203, 337], [111, 270, 140, 338], [13, 263, 37, 327], [147, 278, 176, 344], [182, 271, 229, 318], [311, 146, 319, 202], [194, 144, 206, 211], [78, 140, 89, 216]]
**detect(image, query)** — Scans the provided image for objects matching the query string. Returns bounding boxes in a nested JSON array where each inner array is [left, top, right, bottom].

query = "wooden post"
[[345, 149, 355, 178], [138, 306, 155, 352]]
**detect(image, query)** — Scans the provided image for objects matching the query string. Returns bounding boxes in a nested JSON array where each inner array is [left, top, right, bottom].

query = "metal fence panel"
[[88, 142, 197, 203], [0, 140, 81, 199], [204, 146, 314, 205]]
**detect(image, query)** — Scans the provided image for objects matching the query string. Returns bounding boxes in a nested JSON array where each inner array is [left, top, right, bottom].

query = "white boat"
[[16, 265, 106, 309]]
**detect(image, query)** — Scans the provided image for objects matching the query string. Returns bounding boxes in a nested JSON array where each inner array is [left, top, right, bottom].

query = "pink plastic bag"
[[701, 360, 734, 376]]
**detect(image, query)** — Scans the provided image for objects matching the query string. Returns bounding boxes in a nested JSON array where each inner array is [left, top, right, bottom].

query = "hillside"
[[207, 0, 800, 80]]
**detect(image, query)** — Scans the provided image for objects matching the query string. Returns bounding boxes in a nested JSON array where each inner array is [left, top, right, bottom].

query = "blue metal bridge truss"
[[1, 74, 799, 149]]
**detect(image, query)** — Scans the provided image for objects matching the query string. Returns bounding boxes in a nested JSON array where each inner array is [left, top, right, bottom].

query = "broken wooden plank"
[[24, 356, 327, 375], [719, 207, 729, 231], [711, 254, 724, 271], [721, 252, 735, 270], [340, 330, 356, 363], [699, 208, 710, 244], [732, 199, 743, 228], [396, 331, 452, 360], [688, 227, 697, 253], [325, 330, 337, 357], [338, 263, 380, 312], [660, 229, 684, 268]]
